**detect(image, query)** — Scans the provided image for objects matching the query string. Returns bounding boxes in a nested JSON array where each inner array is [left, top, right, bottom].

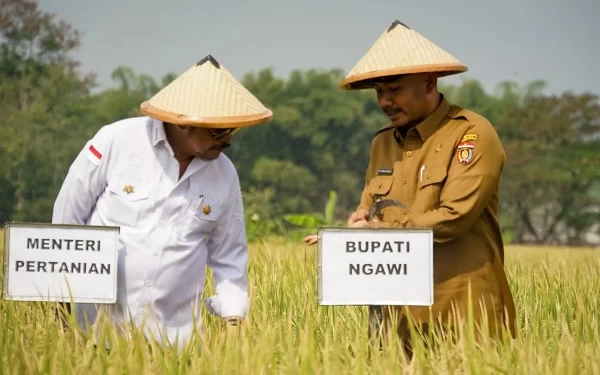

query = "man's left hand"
[[303, 234, 318, 246]]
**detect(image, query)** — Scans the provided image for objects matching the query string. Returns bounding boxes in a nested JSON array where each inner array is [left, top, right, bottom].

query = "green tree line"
[[1, 0, 598, 246]]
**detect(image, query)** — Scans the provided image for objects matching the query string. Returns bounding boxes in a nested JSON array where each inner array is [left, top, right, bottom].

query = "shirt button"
[[403, 209, 408, 215], [406, 151, 412, 157], [403, 179, 407, 185], [145, 280, 152, 287], [138, 308, 144, 315]]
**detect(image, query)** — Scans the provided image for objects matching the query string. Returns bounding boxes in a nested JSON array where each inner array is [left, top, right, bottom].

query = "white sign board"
[[2, 222, 119, 304], [317, 227, 433, 306]]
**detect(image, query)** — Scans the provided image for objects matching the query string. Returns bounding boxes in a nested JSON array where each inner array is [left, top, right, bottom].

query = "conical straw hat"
[[341, 20, 467, 90], [140, 55, 273, 128]]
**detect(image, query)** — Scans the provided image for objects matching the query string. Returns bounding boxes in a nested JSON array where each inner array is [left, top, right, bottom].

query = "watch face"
[[224, 317, 242, 326]]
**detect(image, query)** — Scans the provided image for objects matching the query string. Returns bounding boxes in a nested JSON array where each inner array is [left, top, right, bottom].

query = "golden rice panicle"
[[1, 233, 599, 374]]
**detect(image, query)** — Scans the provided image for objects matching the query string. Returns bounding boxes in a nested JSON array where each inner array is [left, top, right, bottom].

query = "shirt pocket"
[[105, 180, 150, 228], [364, 175, 397, 220], [417, 164, 448, 211], [178, 192, 223, 241], [366, 175, 394, 200]]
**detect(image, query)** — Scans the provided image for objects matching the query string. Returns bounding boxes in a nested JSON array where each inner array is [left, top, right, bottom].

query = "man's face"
[[177, 126, 238, 160], [372, 73, 436, 128]]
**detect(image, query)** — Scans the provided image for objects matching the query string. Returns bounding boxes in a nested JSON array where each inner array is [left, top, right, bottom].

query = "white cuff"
[[204, 280, 248, 318]]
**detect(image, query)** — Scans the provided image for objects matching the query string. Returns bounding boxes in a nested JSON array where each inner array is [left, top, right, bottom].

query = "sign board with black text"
[[2, 222, 119, 304], [317, 227, 433, 306]]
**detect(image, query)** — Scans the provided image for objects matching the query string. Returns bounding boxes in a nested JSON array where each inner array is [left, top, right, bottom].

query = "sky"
[[38, 0, 599, 96]]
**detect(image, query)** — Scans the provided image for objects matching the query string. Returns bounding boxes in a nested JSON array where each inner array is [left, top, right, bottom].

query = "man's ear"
[[424, 73, 438, 92]]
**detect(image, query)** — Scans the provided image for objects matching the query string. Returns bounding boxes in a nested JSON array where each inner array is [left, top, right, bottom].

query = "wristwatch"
[[223, 316, 242, 326]]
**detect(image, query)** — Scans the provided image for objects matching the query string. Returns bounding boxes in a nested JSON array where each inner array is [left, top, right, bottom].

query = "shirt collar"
[[151, 118, 167, 147], [413, 95, 451, 141], [150, 118, 177, 157]]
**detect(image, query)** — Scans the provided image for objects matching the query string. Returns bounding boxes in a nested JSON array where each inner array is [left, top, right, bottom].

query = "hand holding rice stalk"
[[303, 199, 409, 245]]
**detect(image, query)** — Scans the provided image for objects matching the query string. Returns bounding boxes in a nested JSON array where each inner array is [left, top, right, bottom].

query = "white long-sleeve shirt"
[[52, 116, 249, 348]]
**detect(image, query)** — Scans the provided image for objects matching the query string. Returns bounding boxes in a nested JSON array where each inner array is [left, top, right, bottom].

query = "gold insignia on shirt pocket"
[[179, 192, 222, 240], [109, 180, 149, 202], [189, 194, 219, 219], [123, 185, 134, 194], [106, 180, 150, 228]]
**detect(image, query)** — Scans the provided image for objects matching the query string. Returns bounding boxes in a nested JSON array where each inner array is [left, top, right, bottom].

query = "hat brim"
[[340, 63, 468, 90], [140, 101, 273, 128]]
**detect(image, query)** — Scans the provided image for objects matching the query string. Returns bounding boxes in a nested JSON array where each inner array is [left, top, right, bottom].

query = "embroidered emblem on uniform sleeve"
[[123, 185, 134, 194], [457, 142, 475, 164], [461, 133, 479, 142], [202, 204, 212, 215]]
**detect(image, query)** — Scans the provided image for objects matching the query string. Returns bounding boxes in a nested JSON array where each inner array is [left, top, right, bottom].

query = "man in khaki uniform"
[[305, 20, 517, 356]]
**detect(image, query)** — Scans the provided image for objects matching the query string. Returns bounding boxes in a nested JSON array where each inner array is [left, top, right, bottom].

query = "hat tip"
[[387, 20, 410, 32], [196, 55, 221, 69]]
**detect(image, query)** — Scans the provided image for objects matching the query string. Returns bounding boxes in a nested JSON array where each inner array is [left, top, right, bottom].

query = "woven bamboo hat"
[[140, 55, 273, 128], [340, 20, 467, 90]]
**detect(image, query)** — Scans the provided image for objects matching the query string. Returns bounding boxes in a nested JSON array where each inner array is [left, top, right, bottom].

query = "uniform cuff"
[[205, 295, 248, 318], [204, 280, 248, 318]]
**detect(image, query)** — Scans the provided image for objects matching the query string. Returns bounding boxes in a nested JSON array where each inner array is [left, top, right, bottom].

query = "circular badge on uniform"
[[456, 142, 475, 164]]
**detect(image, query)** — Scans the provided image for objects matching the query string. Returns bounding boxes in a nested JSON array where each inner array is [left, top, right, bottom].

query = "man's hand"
[[303, 208, 374, 247], [303, 234, 318, 246], [347, 208, 370, 228]]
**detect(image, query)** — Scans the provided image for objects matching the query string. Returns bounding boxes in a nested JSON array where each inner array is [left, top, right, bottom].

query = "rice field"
[[1, 230, 599, 374]]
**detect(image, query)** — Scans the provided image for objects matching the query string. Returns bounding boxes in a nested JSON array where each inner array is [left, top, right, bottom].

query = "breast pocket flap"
[[107, 181, 150, 202], [187, 193, 222, 223], [419, 164, 448, 189], [367, 176, 394, 196]]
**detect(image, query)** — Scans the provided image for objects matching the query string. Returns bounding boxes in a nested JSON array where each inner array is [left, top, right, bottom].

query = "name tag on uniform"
[[377, 168, 393, 176]]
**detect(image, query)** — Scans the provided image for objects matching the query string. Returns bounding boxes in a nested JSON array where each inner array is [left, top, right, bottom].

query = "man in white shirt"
[[52, 55, 273, 349]]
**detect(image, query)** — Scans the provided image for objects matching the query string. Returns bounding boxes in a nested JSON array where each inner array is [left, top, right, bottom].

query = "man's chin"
[[388, 114, 409, 127], [197, 150, 222, 161]]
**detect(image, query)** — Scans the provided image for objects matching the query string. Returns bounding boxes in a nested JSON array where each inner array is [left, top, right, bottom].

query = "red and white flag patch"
[[85, 143, 103, 166]]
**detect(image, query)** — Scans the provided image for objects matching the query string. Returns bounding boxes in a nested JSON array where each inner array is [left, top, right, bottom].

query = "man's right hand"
[[347, 208, 369, 228]]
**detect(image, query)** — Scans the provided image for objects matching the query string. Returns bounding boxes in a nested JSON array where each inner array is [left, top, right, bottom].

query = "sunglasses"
[[207, 127, 240, 140]]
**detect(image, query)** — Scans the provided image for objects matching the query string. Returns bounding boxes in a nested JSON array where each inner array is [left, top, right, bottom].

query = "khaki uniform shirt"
[[358, 96, 516, 335]]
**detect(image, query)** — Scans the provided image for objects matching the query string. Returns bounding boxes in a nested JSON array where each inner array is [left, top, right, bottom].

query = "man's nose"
[[220, 133, 234, 143], [378, 91, 393, 108]]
